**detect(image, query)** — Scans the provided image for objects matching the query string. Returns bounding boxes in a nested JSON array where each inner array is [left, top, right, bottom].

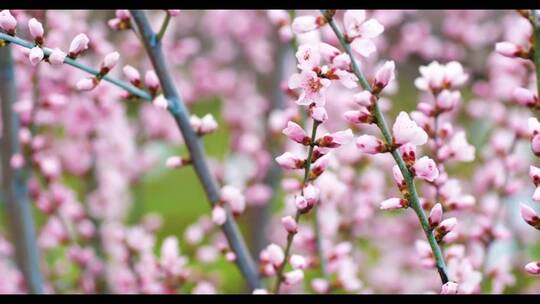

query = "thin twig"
[[273, 120, 321, 293], [129, 10, 262, 291], [157, 12, 171, 41], [321, 10, 450, 285], [0, 32, 152, 101]]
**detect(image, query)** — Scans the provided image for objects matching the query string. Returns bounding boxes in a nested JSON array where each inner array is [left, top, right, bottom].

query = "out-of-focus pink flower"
[[220, 185, 245, 215], [525, 261, 540, 275], [309, 106, 328, 123], [353, 91, 374, 107], [520, 203, 540, 229], [441, 281, 459, 294], [415, 61, 468, 92], [276, 152, 304, 170], [167, 10, 180, 16], [392, 111, 428, 146], [513, 87, 538, 107], [145, 70, 160, 91], [252, 289, 269, 294], [303, 183, 320, 207], [436, 90, 461, 111], [211, 205, 226, 225], [311, 278, 330, 293], [152, 94, 168, 109], [190, 114, 218, 135], [29, 47, 44, 66], [10, 154, 24, 169], [356, 135, 385, 154], [266, 243, 285, 267], [68, 33, 90, 58], [438, 131, 475, 162], [290, 254, 307, 270], [296, 44, 321, 71], [281, 215, 298, 234], [380, 197, 408, 210], [495, 41, 523, 58], [289, 70, 331, 107], [412, 156, 439, 182], [165, 156, 187, 169], [292, 15, 322, 34], [284, 269, 304, 285], [0, 10, 17, 34], [76, 78, 97, 91]]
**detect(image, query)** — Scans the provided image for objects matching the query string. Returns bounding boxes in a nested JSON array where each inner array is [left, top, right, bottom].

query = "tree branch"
[[129, 10, 262, 291], [321, 10, 450, 285], [0, 45, 44, 294]]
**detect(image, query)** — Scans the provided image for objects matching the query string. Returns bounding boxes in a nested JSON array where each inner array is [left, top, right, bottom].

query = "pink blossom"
[[296, 44, 321, 71], [291, 15, 319, 34], [10, 154, 24, 169], [438, 131, 475, 162], [284, 269, 304, 285], [344, 10, 384, 57], [145, 70, 160, 91], [0, 10, 17, 34], [68, 33, 90, 57], [211, 205, 226, 226], [530, 165, 540, 186], [525, 261, 540, 275], [311, 278, 330, 293], [266, 243, 284, 267], [429, 203, 443, 228], [373, 60, 395, 91], [495, 41, 522, 58], [283, 121, 310, 144], [191, 114, 218, 135], [441, 282, 459, 294], [101, 51, 120, 70], [76, 78, 97, 91], [311, 153, 331, 177], [309, 106, 328, 122], [437, 217, 457, 234], [29, 47, 44, 66], [356, 135, 385, 154], [303, 183, 320, 207], [318, 129, 354, 148], [392, 111, 428, 146], [152, 95, 168, 109], [520, 203, 540, 229], [220, 185, 245, 215], [123, 65, 141, 85], [513, 87, 538, 107], [415, 61, 468, 92], [436, 90, 461, 111], [289, 254, 307, 270], [343, 109, 373, 124], [353, 91, 374, 107], [48, 48, 66, 65], [281, 215, 298, 234], [276, 152, 304, 170], [288, 70, 331, 107], [28, 18, 44, 41], [167, 10, 180, 16], [412, 156, 439, 182], [380, 197, 408, 210], [165, 156, 187, 169]]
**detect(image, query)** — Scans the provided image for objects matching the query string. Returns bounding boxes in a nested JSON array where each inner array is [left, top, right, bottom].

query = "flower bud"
[[343, 109, 374, 124], [211, 205, 226, 226], [68, 33, 90, 58], [436, 90, 461, 111], [435, 217, 457, 242], [165, 156, 188, 169], [28, 18, 44, 42], [76, 78, 97, 91], [520, 203, 540, 230], [276, 152, 304, 170], [495, 41, 522, 58], [284, 269, 304, 285], [291, 15, 318, 34], [281, 215, 298, 234], [411, 156, 439, 182], [356, 135, 386, 154], [380, 197, 408, 210], [266, 243, 284, 267], [353, 91, 374, 107], [289, 254, 307, 270], [373, 60, 395, 93], [145, 70, 160, 91], [309, 106, 328, 123], [152, 94, 168, 109], [123, 65, 141, 85], [513, 87, 538, 107], [48, 48, 66, 65], [317, 129, 354, 148], [283, 121, 310, 145], [0, 10, 17, 35], [29, 47, 44, 66], [100, 51, 120, 71], [429, 203, 443, 228]]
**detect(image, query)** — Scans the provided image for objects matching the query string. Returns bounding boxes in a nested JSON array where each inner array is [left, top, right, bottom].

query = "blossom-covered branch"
[[129, 10, 262, 291]]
